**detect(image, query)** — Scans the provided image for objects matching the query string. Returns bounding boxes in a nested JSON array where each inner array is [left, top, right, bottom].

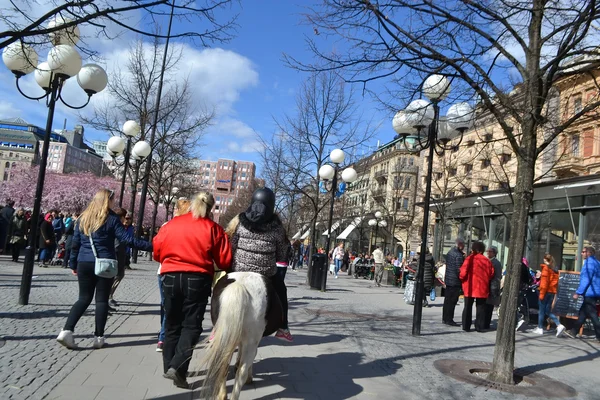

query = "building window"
[[448, 191, 456, 198], [500, 181, 510, 190], [501, 153, 511, 165], [467, 140, 475, 147], [572, 135, 580, 156], [464, 164, 473, 174], [449, 168, 457, 177], [484, 133, 493, 142], [452, 145, 459, 153], [462, 188, 471, 195], [402, 198, 409, 209], [436, 172, 443, 180], [404, 176, 411, 189], [481, 159, 491, 168], [573, 96, 582, 114], [480, 185, 489, 192], [408, 157, 414, 166]]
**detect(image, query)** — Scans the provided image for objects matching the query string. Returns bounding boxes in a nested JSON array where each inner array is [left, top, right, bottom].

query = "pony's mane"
[[225, 215, 240, 237]]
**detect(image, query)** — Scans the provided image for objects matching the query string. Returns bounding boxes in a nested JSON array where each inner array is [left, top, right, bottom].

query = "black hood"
[[238, 212, 282, 233]]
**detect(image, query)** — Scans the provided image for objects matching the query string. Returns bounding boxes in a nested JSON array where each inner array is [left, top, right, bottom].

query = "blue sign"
[[217, 179, 231, 183]]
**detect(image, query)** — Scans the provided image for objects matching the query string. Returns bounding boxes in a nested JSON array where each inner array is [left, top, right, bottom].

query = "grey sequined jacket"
[[226, 213, 288, 277]]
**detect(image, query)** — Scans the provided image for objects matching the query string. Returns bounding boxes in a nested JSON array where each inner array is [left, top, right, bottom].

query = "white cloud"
[[211, 117, 256, 138], [0, 100, 22, 120], [227, 140, 264, 154]]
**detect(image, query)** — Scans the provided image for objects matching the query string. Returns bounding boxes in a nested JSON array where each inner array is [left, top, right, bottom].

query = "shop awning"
[[292, 224, 308, 240], [300, 229, 311, 240], [322, 220, 341, 236], [337, 217, 364, 240]]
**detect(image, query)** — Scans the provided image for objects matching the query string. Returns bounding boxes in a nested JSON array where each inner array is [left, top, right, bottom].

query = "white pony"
[[200, 271, 282, 400]]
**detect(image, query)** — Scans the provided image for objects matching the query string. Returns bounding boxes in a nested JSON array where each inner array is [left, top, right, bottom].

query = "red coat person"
[[459, 253, 494, 298]]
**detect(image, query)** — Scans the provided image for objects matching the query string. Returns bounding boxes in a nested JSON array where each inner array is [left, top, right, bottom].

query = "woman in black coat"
[[39, 213, 55, 267]]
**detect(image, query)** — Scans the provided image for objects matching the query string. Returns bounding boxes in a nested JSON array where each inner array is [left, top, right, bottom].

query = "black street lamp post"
[[392, 74, 474, 335], [318, 149, 357, 291], [2, 27, 108, 305]]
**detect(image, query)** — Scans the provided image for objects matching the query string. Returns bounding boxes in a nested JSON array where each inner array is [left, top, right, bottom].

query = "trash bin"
[[310, 253, 327, 289]]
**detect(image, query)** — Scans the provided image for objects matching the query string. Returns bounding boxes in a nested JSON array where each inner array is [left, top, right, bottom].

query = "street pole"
[[321, 166, 338, 291], [19, 74, 60, 305], [118, 137, 132, 208], [132, 0, 175, 263], [412, 102, 439, 336]]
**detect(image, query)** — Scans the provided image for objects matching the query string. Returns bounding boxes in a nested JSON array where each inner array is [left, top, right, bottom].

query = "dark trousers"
[[64, 262, 114, 336], [462, 297, 486, 332], [574, 296, 600, 339], [272, 269, 289, 329], [484, 304, 495, 329], [11, 241, 22, 261], [442, 286, 461, 323], [109, 247, 127, 300], [162, 272, 212, 376]]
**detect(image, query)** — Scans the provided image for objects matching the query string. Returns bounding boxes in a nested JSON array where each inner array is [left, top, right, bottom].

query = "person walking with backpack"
[[565, 246, 600, 342], [56, 189, 152, 350]]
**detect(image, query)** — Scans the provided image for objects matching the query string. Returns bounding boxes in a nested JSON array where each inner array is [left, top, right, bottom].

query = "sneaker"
[[108, 305, 117, 312], [556, 324, 566, 337], [56, 330, 77, 349], [108, 299, 119, 307], [516, 319, 525, 332], [156, 341, 164, 352], [275, 329, 293, 342], [163, 367, 189, 389], [93, 336, 105, 349], [335, 275, 338, 279], [532, 327, 544, 335]]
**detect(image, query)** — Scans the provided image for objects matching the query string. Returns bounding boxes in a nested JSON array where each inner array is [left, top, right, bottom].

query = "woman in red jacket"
[[534, 254, 565, 336], [460, 241, 494, 332], [153, 192, 232, 389]]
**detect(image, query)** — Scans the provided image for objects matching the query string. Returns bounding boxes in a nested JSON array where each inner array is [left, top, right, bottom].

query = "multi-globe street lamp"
[[318, 149, 357, 291], [106, 121, 151, 209], [392, 74, 474, 336], [2, 18, 108, 305], [368, 211, 388, 252]]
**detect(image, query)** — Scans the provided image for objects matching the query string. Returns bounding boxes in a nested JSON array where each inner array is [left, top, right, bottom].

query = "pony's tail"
[[200, 281, 249, 399]]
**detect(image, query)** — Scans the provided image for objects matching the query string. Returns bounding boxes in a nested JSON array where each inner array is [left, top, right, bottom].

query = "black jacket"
[[445, 247, 465, 287], [39, 220, 55, 249]]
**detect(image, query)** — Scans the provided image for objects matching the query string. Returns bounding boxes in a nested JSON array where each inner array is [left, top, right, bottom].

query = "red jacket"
[[539, 263, 559, 299], [153, 213, 232, 276], [459, 253, 494, 298]]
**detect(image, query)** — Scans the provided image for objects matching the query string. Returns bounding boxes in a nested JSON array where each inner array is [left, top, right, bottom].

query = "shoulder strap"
[[88, 234, 98, 258]]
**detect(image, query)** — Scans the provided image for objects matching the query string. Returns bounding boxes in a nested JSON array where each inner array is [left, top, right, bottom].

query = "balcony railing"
[[393, 163, 419, 174]]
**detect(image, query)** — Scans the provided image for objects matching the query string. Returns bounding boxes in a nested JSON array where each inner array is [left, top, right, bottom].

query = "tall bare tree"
[[289, 0, 600, 383], [267, 71, 376, 280]]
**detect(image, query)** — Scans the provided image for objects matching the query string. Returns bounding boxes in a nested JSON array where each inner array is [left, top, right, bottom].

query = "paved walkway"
[[2, 259, 599, 399]]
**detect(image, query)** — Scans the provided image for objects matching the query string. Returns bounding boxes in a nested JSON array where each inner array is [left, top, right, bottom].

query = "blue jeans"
[[538, 293, 561, 328], [334, 259, 342, 276], [158, 274, 167, 342]]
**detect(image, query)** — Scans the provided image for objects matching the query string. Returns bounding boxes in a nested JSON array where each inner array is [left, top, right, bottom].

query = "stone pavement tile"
[[94, 386, 148, 400], [80, 371, 133, 387], [114, 362, 158, 376], [56, 370, 91, 386], [44, 384, 102, 400]]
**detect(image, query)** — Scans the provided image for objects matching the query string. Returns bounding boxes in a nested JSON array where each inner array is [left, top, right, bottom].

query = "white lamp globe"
[[132, 140, 151, 159], [392, 110, 416, 136], [106, 136, 126, 155], [446, 102, 475, 133], [330, 149, 345, 164], [34, 62, 53, 90], [379, 220, 388, 227], [2, 42, 38, 76], [423, 74, 451, 101], [436, 117, 460, 143], [47, 16, 80, 46], [47, 44, 82, 77], [77, 64, 108, 94], [341, 167, 357, 183], [375, 211, 382, 219], [368, 219, 377, 227], [319, 164, 335, 180], [122, 120, 141, 137], [106, 149, 117, 158], [405, 99, 434, 128]]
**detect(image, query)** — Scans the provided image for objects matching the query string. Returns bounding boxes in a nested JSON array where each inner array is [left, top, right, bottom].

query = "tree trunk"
[[488, 131, 536, 384]]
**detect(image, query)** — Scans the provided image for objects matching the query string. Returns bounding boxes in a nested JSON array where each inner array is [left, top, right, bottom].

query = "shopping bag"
[[404, 279, 416, 305]]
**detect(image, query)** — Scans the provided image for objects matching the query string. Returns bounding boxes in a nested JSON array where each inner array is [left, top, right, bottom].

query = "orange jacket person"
[[534, 254, 565, 336]]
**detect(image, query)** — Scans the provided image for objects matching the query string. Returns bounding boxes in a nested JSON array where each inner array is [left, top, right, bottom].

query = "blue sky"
[[0, 0, 391, 174]]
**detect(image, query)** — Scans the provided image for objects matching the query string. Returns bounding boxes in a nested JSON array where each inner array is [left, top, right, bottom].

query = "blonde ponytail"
[[191, 192, 214, 219]]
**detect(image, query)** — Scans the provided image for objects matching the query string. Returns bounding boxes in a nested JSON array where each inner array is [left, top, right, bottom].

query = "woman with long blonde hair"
[[57, 189, 152, 350], [153, 192, 231, 389]]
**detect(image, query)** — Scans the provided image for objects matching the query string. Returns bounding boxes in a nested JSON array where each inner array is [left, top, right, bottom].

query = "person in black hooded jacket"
[[226, 187, 293, 342]]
